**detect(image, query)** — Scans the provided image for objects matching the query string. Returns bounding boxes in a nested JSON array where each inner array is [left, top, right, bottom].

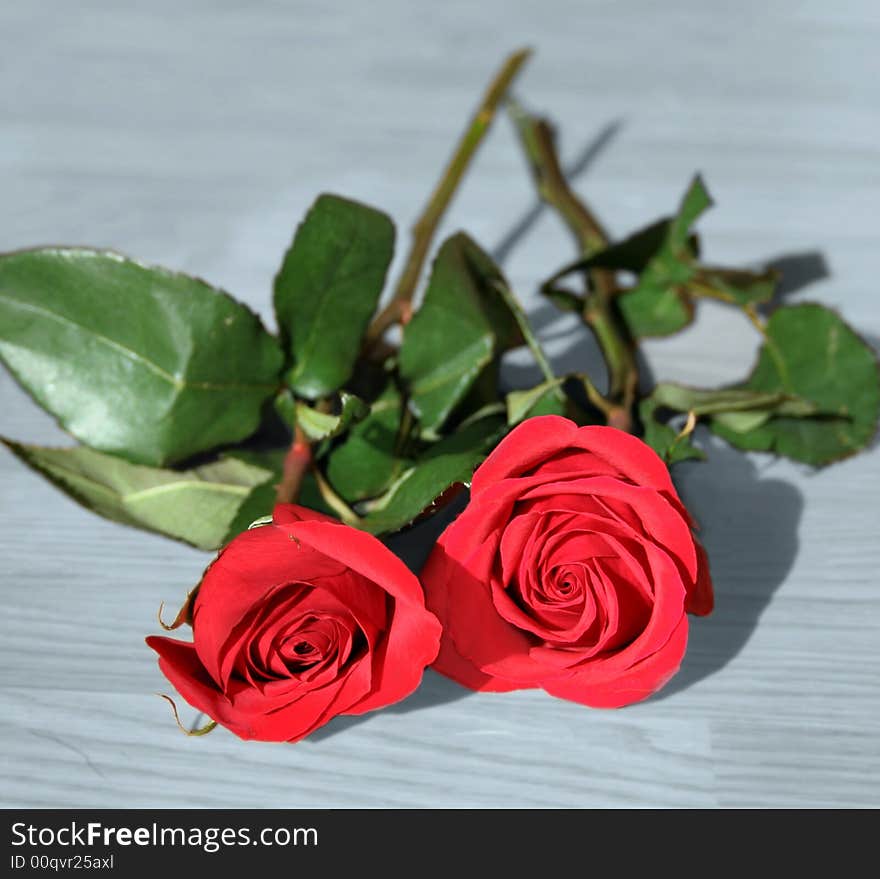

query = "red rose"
[[421, 416, 713, 707], [147, 504, 441, 742]]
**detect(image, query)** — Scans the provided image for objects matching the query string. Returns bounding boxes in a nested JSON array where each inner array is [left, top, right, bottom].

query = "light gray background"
[[1, 0, 878, 807]]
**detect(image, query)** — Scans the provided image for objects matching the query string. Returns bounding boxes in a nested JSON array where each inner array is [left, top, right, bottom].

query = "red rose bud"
[[421, 415, 714, 708], [147, 505, 442, 742]]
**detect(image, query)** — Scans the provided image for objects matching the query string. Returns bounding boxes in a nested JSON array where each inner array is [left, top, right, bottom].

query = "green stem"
[[578, 374, 616, 419], [365, 48, 532, 347], [584, 297, 638, 409], [312, 466, 361, 525], [509, 101, 609, 257], [275, 425, 311, 505], [687, 277, 738, 305], [510, 101, 638, 431]]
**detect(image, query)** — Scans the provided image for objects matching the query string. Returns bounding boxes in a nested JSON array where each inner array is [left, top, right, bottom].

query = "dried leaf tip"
[[157, 694, 217, 737]]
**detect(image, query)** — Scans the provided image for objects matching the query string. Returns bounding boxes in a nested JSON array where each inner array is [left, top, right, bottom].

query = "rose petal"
[[221, 584, 312, 687], [267, 522, 443, 713], [491, 575, 590, 642], [287, 519, 427, 610], [470, 418, 676, 497], [193, 526, 346, 683], [463, 474, 698, 588], [517, 477, 698, 581], [470, 415, 580, 496], [229, 675, 361, 742], [686, 537, 715, 616], [218, 580, 380, 691], [345, 598, 442, 714], [567, 425, 677, 494], [537, 529, 617, 567], [569, 538, 687, 675], [425, 536, 546, 683], [542, 614, 688, 707], [146, 636, 251, 739], [422, 543, 527, 693], [498, 511, 544, 585], [310, 644, 376, 723]]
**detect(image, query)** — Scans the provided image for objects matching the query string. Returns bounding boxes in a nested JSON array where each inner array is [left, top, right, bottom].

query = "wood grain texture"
[[1, 0, 878, 808]]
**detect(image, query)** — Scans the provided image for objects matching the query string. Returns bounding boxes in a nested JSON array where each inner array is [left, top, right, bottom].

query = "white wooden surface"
[[1, 0, 878, 808]]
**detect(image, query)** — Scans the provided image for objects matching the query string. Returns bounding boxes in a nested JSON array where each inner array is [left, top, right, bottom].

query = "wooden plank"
[[1, 0, 878, 808]]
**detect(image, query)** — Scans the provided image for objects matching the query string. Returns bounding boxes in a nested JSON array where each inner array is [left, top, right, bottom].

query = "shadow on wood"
[[490, 119, 623, 266], [762, 250, 830, 307], [654, 434, 803, 699]]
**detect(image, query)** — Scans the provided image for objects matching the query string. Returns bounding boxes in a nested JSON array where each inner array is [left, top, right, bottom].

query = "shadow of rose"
[[491, 119, 623, 266], [653, 432, 803, 700]]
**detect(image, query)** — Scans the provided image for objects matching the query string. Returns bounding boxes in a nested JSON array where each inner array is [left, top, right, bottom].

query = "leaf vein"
[[0, 294, 275, 393], [289, 226, 364, 384]]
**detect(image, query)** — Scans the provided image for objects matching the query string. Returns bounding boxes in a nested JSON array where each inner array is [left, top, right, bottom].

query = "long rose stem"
[[364, 48, 532, 348], [275, 426, 312, 505], [509, 102, 638, 431]]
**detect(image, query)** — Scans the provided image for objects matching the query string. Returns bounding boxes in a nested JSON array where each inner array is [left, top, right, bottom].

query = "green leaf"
[[583, 218, 671, 273], [616, 177, 711, 338], [275, 391, 368, 442], [454, 252, 536, 421], [709, 304, 880, 464], [457, 238, 524, 354], [491, 276, 556, 382], [400, 234, 510, 434], [297, 393, 368, 442], [326, 381, 405, 502], [223, 483, 279, 542], [360, 415, 504, 534], [618, 283, 694, 338], [644, 380, 834, 457], [542, 219, 671, 297], [273, 194, 395, 399], [273, 390, 298, 431], [3, 438, 274, 551], [0, 248, 282, 466], [506, 379, 567, 424], [540, 179, 709, 338], [220, 449, 285, 542], [712, 410, 773, 433], [638, 399, 705, 466], [670, 176, 713, 239], [650, 382, 826, 418], [221, 448, 287, 471]]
